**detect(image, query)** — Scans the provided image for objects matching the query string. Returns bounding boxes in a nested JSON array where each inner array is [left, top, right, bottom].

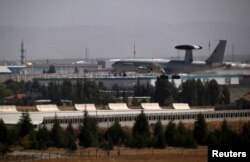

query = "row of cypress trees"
[[153, 78, 230, 106], [1, 77, 230, 107], [1, 111, 249, 155]]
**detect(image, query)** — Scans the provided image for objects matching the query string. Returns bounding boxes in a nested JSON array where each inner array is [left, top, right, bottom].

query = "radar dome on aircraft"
[[175, 45, 202, 64], [175, 45, 202, 50]]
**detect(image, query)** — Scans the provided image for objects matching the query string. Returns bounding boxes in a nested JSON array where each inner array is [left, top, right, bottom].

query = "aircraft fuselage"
[[112, 60, 224, 74], [162, 60, 223, 74]]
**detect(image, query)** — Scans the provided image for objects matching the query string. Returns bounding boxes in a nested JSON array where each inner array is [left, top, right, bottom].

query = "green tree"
[[106, 121, 125, 146], [179, 79, 198, 106], [97, 92, 116, 105], [221, 85, 230, 104], [134, 77, 142, 96], [219, 119, 235, 148], [193, 113, 208, 145], [48, 82, 61, 104], [112, 83, 121, 98], [122, 89, 128, 103], [175, 122, 197, 148], [83, 78, 100, 103], [62, 80, 74, 101], [207, 79, 220, 105], [23, 131, 38, 149], [31, 79, 41, 92], [196, 79, 206, 106], [184, 130, 197, 148], [154, 77, 177, 106], [207, 131, 219, 148], [65, 122, 77, 150], [17, 112, 34, 138], [175, 121, 186, 146], [98, 81, 107, 90], [132, 110, 150, 148], [165, 120, 177, 146], [240, 123, 250, 147], [208, 119, 236, 149], [4, 79, 25, 95], [17, 112, 38, 149], [153, 120, 166, 148], [0, 119, 9, 144], [76, 80, 83, 102], [51, 115, 65, 148], [36, 124, 52, 149], [0, 119, 10, 155], [78, 111, 97, 147], [0, 83, 7, 100]]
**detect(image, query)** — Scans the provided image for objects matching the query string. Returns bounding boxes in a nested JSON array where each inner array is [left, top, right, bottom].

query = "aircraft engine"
[[136, 65, 151, 73], [210, 62, 223, 67], [150, 63, 165, 74]]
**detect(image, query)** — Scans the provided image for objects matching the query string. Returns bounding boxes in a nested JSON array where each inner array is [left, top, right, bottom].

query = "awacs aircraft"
[[111, 40, 227, 76]]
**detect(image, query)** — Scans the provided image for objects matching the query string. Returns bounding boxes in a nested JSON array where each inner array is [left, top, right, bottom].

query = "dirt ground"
[[32, 146, 208, 162]]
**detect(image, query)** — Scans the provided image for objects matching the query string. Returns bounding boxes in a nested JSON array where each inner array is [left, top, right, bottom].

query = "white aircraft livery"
[[111, 40, 227, 75]]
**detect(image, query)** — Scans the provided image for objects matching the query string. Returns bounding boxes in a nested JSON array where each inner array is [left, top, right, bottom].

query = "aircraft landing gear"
[[172, 74, 180, 79], [160, 75, 168, 79], [159, 74, 180, 80]]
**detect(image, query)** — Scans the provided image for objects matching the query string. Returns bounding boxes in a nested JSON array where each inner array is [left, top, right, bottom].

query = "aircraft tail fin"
[[206, 40, 227, 65]]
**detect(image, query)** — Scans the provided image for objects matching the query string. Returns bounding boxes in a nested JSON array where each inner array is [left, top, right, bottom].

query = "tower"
[[21, 40, 25, 65], [133, 42, 136, 59]]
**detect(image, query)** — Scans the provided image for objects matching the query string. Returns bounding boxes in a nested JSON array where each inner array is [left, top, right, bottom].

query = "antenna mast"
[[208, 40, 211, 55], [133, 42, 136, 59], [21, 40, 25, 65]]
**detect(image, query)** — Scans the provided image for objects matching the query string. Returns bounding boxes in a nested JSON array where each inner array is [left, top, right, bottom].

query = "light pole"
[[96, 107, 98, 158]]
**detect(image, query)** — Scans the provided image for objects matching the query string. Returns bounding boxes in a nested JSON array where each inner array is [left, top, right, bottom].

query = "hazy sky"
[[0, 0, 250, 60], [1, 0, 250, 27]]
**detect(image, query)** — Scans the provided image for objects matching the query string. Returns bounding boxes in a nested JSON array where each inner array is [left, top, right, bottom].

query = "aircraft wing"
[[111, 58, 169, 74], [133, 62, 165, 74]]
